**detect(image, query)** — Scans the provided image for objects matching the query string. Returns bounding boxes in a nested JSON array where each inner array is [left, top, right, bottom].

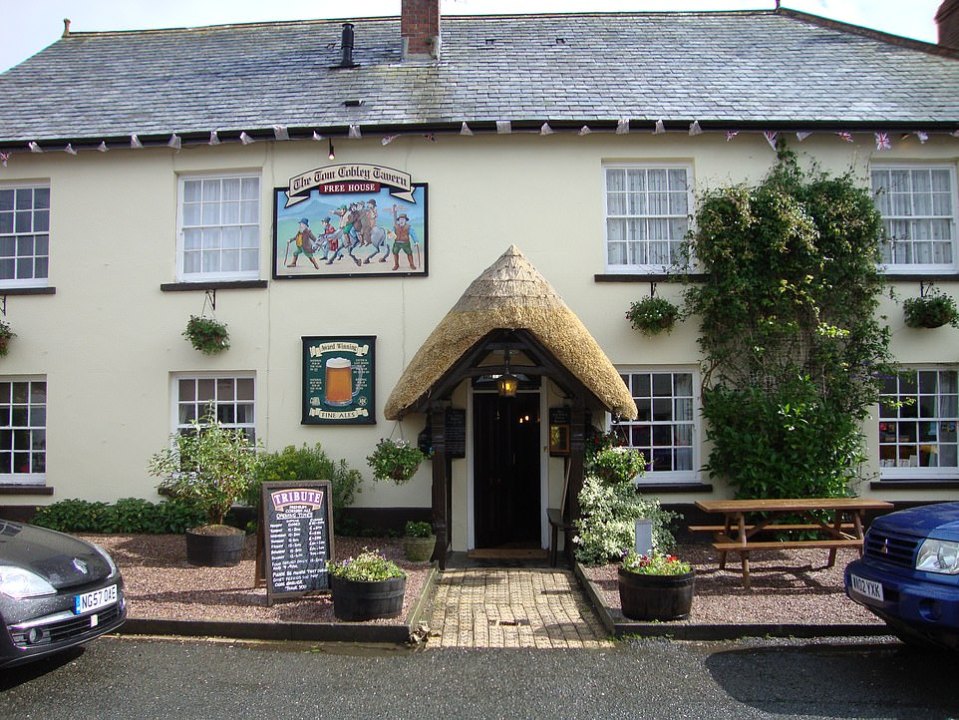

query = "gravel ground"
[[582, 542, 883, 625], [83, 534, 431, 626], [84, 534, 880, 628]]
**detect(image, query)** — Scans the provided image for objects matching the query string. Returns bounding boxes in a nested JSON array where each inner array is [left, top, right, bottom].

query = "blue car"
[[845, 502, 959, 650]]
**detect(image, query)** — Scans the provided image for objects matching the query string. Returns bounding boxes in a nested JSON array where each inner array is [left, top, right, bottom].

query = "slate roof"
[[1, 9, 957, 148]]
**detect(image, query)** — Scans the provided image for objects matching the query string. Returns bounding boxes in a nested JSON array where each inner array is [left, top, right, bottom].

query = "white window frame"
[[871, 164, 958, 275], [603, 164, 693, 274], [614, 367, 700, 484], [0, 183, 50, 289], [879, 366, 958, 481], [176, 173, 261, 282], [0, 376, 46, 485], [172, 373, 256, 441]]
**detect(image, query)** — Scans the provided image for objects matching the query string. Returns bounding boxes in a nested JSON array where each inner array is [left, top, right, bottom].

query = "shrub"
[[328, 548, 405, 582], [247, 443, 363, 520], [405, 520, 433, 538], [31, 498, 205, 534]]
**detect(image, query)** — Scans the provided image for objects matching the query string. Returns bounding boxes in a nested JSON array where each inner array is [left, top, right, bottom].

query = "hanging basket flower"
[[0, 319, 15, 358], [366, 438, 425, 484], [626, 297, 681, 336], [183, 315, 230, 355], [903, 292, 959, 330]]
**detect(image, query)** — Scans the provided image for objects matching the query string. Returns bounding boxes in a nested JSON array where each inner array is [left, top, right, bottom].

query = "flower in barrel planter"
[[329, 548, 407, 621], [366, 438, 425, 484], [403, 520, 435, 562], [183, 314, 230, 355], [903, 290, 959, 330], [626, 296, 681, 336], [618, 549, 695, 621], [0, 319, 15, 357]]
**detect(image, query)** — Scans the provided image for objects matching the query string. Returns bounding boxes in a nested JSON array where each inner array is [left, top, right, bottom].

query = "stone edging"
[[572, 562, 889, 641]]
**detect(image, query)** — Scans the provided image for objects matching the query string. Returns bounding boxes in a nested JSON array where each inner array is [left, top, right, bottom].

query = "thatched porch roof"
[[384, 245, 637, 420]]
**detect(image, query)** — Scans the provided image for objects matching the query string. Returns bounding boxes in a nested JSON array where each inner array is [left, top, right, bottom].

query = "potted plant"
[[183, 314, 230, 354], [148, 410, 260, 567], [903, 290, 959, 329], [0, 319, 15, 357], [626, 296, 681, 336], [403, 520, 435, 562], [328, 548, 407, 621], [618, 549, 695, 621], [366, 438, 425, 483], [589, 446, 646, 484]]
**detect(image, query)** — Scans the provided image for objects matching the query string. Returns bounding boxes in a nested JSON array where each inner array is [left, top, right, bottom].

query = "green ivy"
[[683, 147, 893, 499]]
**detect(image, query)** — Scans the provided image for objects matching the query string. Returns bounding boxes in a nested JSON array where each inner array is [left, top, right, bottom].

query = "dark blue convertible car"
[[845, 502, 959, 650]]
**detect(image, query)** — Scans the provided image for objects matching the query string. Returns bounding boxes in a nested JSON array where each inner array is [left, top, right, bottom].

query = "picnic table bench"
[[694, 497, 894, 588]]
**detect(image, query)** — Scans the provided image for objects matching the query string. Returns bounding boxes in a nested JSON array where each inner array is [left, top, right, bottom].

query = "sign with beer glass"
[[302, 336, 375, 425]]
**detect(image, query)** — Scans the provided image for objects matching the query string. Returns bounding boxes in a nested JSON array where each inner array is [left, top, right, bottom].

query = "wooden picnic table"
[[693, 497, 894, 588]]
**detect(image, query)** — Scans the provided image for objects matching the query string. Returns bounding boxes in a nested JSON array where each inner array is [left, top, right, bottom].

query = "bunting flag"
[[381, 135, 398, 145], [653, 119, 666, 134], [348, 124, 362, 139], [496, 121, 512, 134], [796, 131, 812, 142], [540, 122, 554, 135], [915, 131, 929, 144], [578, 125, 592, 136], [689, 121, 702, 136], [836, 131, 854, 143], [64, 143, 77, 155], [167, 134, 181, 150], [763, 131, 778, 150], [952, 130, 959, 137], [725, 131, 739, 142], [312, 131, 323, 142], [209, 131, 221, 146], [130, 134, 142, 149], [423, 133, 436, 142], [97, 141, 109, 152], [460, 122, 474, 136], [273, 125, 289, 141], [28, 141, 42, 153], [0, 151, 8, 167], [616, 118, 629, 135], [875, 132, 891, 150], [239, 132, 254, 145]]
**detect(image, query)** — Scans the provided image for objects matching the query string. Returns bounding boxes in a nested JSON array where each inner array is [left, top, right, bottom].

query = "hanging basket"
[[903, 293, 959, 330], [183, 315, 230, 355], [626, 297, 681, 336]]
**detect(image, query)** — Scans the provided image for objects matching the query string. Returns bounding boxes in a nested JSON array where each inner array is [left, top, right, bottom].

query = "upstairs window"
[[605, 165, 691, 274], [872, 166, 957, 273], [178, 174, 260, 281], [0, 185, 49, 288]]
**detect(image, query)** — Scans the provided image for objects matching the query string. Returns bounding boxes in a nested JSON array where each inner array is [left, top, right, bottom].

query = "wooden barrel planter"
[[185, 527, 247, 567], [331, 575, 407, 621], [618, 567, 695, 621]]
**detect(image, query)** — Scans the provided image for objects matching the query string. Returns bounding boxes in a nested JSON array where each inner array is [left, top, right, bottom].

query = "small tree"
[[149, 410, 260, 528]]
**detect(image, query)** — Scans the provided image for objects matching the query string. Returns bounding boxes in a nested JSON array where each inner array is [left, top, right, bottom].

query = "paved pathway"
[[428, 566, 614, 649]]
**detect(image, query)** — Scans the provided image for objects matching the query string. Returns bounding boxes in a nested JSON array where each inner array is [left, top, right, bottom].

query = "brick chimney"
[[937, 0, 959, 49], [401, 0, 440, 59]]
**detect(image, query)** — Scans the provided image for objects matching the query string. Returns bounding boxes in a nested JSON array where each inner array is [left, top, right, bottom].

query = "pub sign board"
[[302, 335, 376, 425], [261, 481, 335, 605], [273, 163, 428, 279]]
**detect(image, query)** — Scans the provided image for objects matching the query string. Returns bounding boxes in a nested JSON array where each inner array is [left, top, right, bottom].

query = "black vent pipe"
[[341, 23, 355, 67]]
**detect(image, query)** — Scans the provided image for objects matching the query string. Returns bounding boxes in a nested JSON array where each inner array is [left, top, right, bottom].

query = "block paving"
[[428, 566, 614, 649]]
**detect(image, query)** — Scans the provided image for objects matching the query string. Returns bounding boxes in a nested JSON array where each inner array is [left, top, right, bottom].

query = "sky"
[[0, 0, 945, 73]]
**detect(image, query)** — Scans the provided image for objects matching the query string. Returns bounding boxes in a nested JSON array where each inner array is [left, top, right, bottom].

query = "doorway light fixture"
[[497, 349, 518, 398]]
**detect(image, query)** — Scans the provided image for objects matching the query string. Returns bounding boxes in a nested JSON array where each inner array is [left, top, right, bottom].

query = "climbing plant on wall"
[[683, 147, 894, 499]]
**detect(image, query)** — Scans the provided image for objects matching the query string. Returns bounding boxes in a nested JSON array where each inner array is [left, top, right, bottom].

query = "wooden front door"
[[473, 392, 541, 548]]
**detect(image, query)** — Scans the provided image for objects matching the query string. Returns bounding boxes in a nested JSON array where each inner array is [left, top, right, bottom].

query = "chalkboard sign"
[[261, 481, 335, 605], [446, 408, 466, 458]]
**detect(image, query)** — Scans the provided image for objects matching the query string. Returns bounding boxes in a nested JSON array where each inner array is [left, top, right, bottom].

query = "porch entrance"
[[473, 391, 541, 549]]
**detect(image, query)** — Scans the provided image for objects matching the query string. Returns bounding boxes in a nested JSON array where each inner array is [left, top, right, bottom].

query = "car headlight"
[[0, 565, 57, 599], [916, 539, 959, 574]]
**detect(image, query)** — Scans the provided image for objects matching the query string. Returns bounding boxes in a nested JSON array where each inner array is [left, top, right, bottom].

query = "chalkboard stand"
[[260, 480, 335, 606]]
